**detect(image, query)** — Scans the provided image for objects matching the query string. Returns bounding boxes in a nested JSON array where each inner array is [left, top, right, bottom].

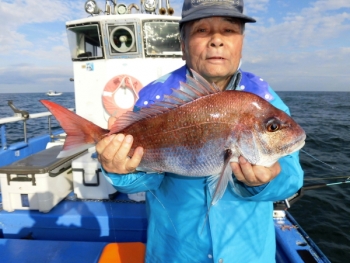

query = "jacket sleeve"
[[232, 151, 303, 201], [231, 86, 304, 201], [102, 168, 165, 194]]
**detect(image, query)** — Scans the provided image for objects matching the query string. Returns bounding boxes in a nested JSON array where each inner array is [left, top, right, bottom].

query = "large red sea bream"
[[41, 70, 306, 204]]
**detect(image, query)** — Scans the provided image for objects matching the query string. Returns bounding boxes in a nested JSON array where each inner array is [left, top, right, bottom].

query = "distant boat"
[[46, 90, 62, 96]]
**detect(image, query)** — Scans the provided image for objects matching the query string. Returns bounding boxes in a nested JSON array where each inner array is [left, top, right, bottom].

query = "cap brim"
[[180, 7, 256, 25]]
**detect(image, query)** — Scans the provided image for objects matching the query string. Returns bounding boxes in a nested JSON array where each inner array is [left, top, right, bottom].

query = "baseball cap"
[[179, 0, 256, 26]]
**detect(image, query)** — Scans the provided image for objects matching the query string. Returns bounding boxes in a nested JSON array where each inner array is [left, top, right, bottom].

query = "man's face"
[[181, 17, 244, 88]]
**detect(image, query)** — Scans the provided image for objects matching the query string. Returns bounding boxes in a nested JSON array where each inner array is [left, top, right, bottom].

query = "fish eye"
[[266, 119, 281, 132]]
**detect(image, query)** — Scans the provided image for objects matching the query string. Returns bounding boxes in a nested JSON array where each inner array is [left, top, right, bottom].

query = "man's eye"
[[226, 28, 239, 33]]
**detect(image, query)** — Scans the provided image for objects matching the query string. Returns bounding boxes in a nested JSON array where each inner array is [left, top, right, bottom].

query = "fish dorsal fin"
[[109, 69, 221, 134], [190, 69, 221, 94]]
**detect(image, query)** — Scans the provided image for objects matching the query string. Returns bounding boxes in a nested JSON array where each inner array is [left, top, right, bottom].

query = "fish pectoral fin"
[[237, 130, 260, 164], [207, 150, 234, 205], [201, 151, 234, 235]]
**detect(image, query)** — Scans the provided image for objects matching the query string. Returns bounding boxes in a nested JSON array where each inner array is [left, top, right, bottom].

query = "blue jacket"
[[103, 65, 304, 263]]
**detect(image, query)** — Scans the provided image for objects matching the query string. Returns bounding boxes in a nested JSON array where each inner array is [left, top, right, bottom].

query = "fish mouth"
[[282, 133, 306, 153]]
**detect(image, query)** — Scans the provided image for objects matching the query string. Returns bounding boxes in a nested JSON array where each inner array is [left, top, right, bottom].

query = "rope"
[[304, 176, 350, 181], [301, 150, 346, 173]]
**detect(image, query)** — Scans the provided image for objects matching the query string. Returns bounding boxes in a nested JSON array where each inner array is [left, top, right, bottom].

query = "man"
[[96, 0, 303, 262]]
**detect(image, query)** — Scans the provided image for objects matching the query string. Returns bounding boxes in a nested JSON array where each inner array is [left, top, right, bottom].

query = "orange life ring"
[[102, 74, 143, 118]]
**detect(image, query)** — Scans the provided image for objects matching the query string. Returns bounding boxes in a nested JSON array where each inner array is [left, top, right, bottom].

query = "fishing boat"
[[46, 90, 63, 96], [0, 1, 331, 262]]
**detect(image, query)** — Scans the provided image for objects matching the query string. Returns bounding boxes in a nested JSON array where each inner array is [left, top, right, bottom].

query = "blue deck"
[[0, 193, 147, 263], [0, 239, 108, 263], [0, 192, 330, 263], [0, 193, 147, 243]]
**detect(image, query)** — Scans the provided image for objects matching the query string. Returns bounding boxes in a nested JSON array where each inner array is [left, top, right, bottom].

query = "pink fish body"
[[41, 70, 305, 204]]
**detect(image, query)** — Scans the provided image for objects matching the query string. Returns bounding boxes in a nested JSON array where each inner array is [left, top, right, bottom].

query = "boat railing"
[[0, 107, 73, 150]]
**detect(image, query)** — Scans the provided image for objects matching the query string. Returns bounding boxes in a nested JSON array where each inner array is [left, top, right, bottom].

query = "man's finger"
[[99, 134, 123, 163], [238, 156, 257, 185], [254, 162, 281, 183], [96, 134, 115, 155], [125, 146, 144, 173], [112, 134, 133, 163], [231, 162, 244, 181]]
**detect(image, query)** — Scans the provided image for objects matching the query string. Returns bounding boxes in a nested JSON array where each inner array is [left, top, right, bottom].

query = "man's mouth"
[[208, 57, 225, 60]]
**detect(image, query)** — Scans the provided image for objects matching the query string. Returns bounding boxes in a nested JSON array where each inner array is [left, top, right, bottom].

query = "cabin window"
[[143, 21, 182, 57], [108, 25, 137, 54], [66, 24, 103, 60]]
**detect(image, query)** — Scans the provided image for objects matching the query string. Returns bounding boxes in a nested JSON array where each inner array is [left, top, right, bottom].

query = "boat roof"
[[66, 14, 181, 26]]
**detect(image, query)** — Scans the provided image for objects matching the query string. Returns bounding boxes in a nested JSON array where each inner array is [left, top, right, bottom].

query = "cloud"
[[0, 29, 33, 53], [244, 46, 350, 90], [0, 64, 74, 93], [309, 0, 350, 11], [245, 0, 269, 13], [0, 0, 84, 53], [242, 0, 350, 91], [0, 0, 349, 92], [246, 1, 350, 49], [0, 0, 82, 24], [0, 0, 81, 92]]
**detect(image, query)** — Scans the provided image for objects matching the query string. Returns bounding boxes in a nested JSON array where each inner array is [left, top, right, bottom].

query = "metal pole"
[[23, 120, 28, 143], [1, 125, 7, 150], [48, 115, 52, 141]]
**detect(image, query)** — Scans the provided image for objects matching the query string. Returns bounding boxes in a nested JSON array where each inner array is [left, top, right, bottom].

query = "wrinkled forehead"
[[190, 16, 243, 26]]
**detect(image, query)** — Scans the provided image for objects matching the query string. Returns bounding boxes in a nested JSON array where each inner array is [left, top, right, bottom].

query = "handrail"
[[0, 108, 74, 150], [0, 109, 74, 125]]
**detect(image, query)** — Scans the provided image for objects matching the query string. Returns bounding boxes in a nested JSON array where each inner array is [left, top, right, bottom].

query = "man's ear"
[[181, 41, 186, 61]]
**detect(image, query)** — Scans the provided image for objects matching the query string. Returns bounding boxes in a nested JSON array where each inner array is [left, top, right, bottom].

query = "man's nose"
[[209, 34, 224, 47]]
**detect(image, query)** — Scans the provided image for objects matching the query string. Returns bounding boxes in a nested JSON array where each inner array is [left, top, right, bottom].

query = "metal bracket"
[[7, 100, 29, 119]]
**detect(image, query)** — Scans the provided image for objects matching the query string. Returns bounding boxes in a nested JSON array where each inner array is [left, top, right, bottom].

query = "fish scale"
[[120, 104, 223, 172], [119, 91, 252, 176], [134, 129, 229, 176]]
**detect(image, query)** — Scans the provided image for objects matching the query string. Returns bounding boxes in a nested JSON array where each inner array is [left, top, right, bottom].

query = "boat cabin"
[[66, 0, 184, 128]]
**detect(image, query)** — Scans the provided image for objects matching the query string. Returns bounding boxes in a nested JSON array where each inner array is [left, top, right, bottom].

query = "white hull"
[[46, 92, 62, 96]]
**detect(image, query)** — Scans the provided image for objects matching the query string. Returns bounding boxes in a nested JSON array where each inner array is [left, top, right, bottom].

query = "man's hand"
[[95, 117, 144, 174], [231, 156, 281, 186]]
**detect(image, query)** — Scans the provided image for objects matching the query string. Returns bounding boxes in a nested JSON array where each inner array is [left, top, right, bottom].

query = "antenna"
[[166, 0, 174, 15], [159, 0, 166, 15]]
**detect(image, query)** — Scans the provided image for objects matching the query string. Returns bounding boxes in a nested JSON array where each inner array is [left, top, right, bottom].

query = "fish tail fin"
[[40, 100, 109, 157]]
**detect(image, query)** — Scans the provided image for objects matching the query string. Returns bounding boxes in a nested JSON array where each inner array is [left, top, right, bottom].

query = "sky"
[[0, 0, 349, 93]]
